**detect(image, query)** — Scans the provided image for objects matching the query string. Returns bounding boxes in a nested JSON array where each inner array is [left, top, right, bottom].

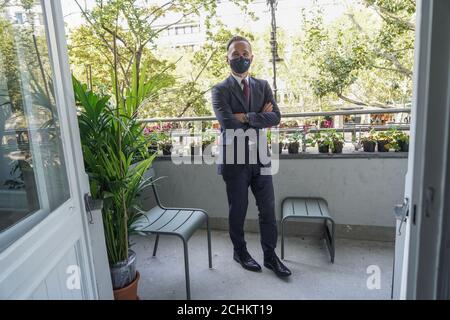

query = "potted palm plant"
[[73, 56, 168, 299]]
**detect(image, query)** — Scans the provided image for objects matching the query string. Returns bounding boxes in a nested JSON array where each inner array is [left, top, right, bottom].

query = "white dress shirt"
[[231, 73, 249, 90]]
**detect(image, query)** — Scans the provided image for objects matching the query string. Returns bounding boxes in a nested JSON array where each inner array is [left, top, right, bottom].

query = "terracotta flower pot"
[[113, 271, 140, 300]]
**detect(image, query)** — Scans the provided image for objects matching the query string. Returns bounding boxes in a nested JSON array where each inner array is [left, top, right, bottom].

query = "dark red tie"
[[242, 79, 250, 105]]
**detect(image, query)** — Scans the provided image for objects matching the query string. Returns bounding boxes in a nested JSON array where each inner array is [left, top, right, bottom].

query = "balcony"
[[133, 230, 394, 300], [132, 109, 408, 299]]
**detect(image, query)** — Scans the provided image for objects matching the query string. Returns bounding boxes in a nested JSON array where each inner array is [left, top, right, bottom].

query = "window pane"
[[0, 3, 70, 235]]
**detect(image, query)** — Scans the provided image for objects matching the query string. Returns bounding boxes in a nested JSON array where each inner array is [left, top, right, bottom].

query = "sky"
[[62, 0, 351, 36]]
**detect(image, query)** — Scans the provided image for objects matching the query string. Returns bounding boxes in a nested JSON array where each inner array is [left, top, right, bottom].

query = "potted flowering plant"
[[287, 132, 302, 154], [267, 130, 285, 154], [328, 130, 345, 154], [158, 131, 172, 155], [360, 129, 377, 152], [320, 115, 334, 128], [391, 128, 410, 152], [201, 132, 217, 153], [375, 131, 394, 152], [143, 126, 159, 154], [313, 132, 332, 153]]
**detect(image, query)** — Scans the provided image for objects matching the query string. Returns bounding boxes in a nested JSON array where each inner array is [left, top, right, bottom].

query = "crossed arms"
[[212, 80, 281, 130]]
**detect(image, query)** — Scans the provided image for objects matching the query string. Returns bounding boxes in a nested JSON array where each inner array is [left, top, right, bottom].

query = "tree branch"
[[337, 93, 393, 109], [347, 12, 413, 78], [373, 6, 415, 31], [370, 63, 410, 75], [337, 93, 368, 106], [144, 0, 176, 22], [193, 48, 217, 83], [376, 51, 413, 77], [74, 0, 130, 86]]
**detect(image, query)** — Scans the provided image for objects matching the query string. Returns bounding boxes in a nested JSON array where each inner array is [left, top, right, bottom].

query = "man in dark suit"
[[211, 36, 291, 277]]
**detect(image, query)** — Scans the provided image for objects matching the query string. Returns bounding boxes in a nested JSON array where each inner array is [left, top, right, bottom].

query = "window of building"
[[175, 26, 184, 35], [15, 13, 24, 25]]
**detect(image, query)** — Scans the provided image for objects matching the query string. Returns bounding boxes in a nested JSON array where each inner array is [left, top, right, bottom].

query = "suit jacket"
[[212, 75, 281, 178]]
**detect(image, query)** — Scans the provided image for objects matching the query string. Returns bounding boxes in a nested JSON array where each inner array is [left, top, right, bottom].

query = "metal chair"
[[281, 197, 335, 263], [134, 167, 213, 299]]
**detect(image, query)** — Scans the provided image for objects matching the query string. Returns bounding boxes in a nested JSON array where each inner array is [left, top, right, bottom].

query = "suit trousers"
[[222, 164, 277, 257]]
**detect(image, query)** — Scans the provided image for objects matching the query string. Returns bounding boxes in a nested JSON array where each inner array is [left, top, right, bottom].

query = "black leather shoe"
[[233, 250, 262, 272], [264, 254, 292, 277]]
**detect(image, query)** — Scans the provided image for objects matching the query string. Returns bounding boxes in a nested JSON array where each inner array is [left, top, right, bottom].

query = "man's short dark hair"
[[226, 35, 252, 51]]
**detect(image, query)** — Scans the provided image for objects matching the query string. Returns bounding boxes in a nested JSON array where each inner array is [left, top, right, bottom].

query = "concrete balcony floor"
[[132, 230, 394, 300]]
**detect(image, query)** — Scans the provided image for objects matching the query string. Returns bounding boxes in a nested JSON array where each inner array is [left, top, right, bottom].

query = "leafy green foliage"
[[66, 0, 415, 117], [74, 76, 158, 265], [73, 46, 169, 266], [68, 0, 254, 118], [288, 132, 302, 144], [295, 0, 415, 109], [360, 128, 378, 143]]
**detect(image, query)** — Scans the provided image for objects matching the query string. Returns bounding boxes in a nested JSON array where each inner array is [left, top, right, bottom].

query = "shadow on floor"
[[131, 230, 394, 300]]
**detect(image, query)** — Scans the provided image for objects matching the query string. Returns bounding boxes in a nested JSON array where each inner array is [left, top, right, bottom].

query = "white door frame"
[[400, 0, 450, 299], [0, 0, 99, 299], [439, 141, 450, 298], [43, 0, 99, 297]]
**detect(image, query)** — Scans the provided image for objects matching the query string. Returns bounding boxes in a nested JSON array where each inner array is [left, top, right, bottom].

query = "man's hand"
[[233, 102, 273, 124], [234, 113, 248, 123], [261, 102, 273, 113]]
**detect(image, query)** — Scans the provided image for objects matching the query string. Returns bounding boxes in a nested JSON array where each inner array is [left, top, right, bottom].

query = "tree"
[[68, 0, 254, 117], [299, 0, 415, 109]]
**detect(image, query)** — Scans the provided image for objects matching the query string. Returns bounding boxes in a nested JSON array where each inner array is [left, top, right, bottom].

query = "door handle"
[[84, 193, 103, 224], [393, 197, 409, 236]]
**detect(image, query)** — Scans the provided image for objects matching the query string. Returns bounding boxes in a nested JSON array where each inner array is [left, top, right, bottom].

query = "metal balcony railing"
[[139, 108, 411, 152]]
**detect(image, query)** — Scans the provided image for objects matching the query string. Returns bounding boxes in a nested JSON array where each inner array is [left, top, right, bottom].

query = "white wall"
[[143, 156, 408, 240]]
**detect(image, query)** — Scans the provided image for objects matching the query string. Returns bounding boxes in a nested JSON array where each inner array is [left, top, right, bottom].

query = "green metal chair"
[[281, 197, 335, 263], [134, 168, 213, 300]]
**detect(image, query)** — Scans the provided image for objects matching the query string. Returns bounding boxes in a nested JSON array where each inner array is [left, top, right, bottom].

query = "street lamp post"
[[267, 0, 282, 102]]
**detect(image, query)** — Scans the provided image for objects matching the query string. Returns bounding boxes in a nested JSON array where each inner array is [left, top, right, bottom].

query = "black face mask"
[[229, 56, 251, 74]]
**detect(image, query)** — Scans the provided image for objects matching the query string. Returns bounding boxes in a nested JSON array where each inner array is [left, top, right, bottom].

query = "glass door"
[[0, 0, 97, 299], [0, 1, 70, 249]]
